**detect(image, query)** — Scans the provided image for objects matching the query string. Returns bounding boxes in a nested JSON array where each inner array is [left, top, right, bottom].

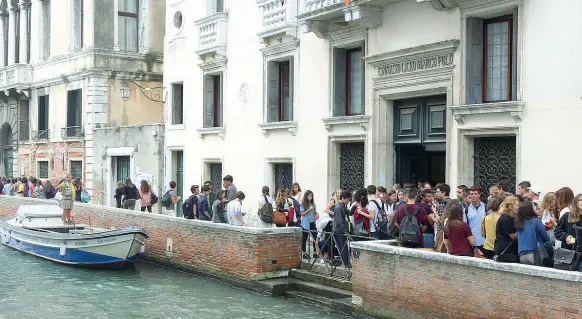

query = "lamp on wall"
[[120, 80, 166, 104]]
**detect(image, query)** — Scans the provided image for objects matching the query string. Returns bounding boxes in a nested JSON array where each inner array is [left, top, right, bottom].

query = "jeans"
[[423, 233, 435, 249], [519, 252, 535, 265], [140, 205, 152, 212], [123, 199, 136, 210], [333, 233, 350, 267], [302, 222, 317, 254]]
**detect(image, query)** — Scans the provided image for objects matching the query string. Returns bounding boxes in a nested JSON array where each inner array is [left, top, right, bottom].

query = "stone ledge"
[[259, 121, 297, 136], [450, 101, 524, 125], [322, 115, 371, 132], [197, 127, 226, 140], [352, 240, 582, 283]]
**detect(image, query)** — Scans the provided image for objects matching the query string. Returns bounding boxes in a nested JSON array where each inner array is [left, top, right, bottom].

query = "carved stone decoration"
[[450, 101, 525, 125], [239, 83, 249, 103]]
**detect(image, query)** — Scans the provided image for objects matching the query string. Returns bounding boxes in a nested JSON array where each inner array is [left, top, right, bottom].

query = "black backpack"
[[259, 195, 274, 223], [160, 190, 173, 208], [182, 195, 196, 219], [399, 205, 422, 244], [288, 197, 301, 221], [372, 200, 389, 235]]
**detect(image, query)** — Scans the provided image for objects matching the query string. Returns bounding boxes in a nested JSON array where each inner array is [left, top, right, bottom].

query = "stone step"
[[286, 291, 354, 317], [290, 268, 352, 291], [294, 280, 352, 299]]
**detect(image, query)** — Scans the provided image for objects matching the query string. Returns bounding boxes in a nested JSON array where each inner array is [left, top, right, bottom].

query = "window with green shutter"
[[333, 46, 364, 116], [203, 73, 223, 128], [267, 59, 293, 122], [172, 83, 183, 125]]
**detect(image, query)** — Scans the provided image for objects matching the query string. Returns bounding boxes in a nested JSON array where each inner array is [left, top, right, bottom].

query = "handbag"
[[80, 191, 90, 203], [273, 211, 287, 226], [553, 248, 580, 271], [434, 230, 447, 253], [493, 240, 518, 263]]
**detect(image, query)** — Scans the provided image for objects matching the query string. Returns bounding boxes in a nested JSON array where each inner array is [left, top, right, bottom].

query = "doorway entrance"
[[393, 95, 447, 186]]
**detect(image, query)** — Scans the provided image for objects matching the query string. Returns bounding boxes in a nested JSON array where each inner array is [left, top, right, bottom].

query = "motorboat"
[[0, 205, 148, 269]]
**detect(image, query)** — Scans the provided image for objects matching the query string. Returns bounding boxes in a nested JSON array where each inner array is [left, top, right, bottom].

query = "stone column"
[[19, 2, 30, 64], [113, 0, 119, 51], [0, 13, 7, 67], [29, 0, 40, 64], [7, 7, 16, 65]]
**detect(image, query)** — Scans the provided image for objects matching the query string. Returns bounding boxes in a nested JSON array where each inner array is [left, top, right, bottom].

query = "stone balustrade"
[[195, 12, 229, 57], [0, 64, 32, 89], [258, 0, 298, 42]]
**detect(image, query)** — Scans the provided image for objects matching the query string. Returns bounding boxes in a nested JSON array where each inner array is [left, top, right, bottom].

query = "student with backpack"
[[160, 181, 180, 216], [367, 185, 390, 240], [257, 186, 275, 228], [395, 187, 428, 248], [182, 185, 199, 220]]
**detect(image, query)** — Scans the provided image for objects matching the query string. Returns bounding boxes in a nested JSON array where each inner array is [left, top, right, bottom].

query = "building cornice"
[[260, 39, 299, 58]]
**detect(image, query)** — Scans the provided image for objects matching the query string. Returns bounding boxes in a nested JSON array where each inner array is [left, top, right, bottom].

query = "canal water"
[[0, 246, 349, 319]]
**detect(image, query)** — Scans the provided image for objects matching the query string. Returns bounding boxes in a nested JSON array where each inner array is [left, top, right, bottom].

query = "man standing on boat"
[[58, 174, 76, 225]]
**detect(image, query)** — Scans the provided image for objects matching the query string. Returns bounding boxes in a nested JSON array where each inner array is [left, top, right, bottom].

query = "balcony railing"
[[195, 12, 228, 57], [31, 129, 50, 141], [0, 64, 32, 90], [19, 120, 29, 141], [61, 126, 85, 139], [258, 0, 298, 42]]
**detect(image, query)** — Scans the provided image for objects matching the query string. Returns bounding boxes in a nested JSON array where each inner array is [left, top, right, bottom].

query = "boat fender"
[[140, 244, 145, 255], [5, 231, 11, 244], [60, 241, 67, 257]]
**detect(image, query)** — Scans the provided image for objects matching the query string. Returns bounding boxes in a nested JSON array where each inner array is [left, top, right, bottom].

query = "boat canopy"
[[16, 205, 63, 219]]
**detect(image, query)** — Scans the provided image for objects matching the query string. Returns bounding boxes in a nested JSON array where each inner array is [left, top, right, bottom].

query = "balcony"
[[31, 129, 50, 141], [19, 120, 29, 141], [257, 0, 298, 43], [61, 126, 85, 140], [0, 64, 32, 91], [195, 12, 229, 58], [298, 0, 399, 37]]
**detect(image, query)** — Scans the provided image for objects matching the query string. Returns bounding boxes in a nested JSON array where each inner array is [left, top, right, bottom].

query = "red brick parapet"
[[351, 240, 582, 319], [0, 196, 302, 282]]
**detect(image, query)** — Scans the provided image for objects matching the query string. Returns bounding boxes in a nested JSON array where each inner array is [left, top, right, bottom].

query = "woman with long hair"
[[352, 188, 374, 238], [34, 179, 46, 199], [555, 194, 582, 271], [515, 199, 550, 265], [122, 177, 139, 210], [73, 178, 84, 202], [554, 187, 574, 220], [300, 190, 318, 259], [540, 192, 557, 244], [443, 202, 475, 256], [323, 189, 342, 216], [44, 180, 56, 199], [292, 182, 303, 202], [493, 196, 520, 262], [139, 180, 152, 212], [212, 190, 227, 223], [114, 181, 123, 208]]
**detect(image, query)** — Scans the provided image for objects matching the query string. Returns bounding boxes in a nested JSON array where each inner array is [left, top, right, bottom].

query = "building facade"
[[0, 0, 166, 199], [163, 0, 582, 210]]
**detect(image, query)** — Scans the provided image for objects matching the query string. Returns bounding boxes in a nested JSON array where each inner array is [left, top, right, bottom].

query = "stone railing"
[[258, 0, 298, 40], [195, 12, 229, 57], [0, 64, 32, 89]]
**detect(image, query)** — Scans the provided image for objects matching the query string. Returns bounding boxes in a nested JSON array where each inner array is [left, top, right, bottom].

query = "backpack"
[[288, 197, 301, 222], [150, 193, 158, 205], [399, 205, 422, 244], [160, 190, 173, 208], [182, 195, 196, 219], [259, 196, 274, 223], [354, 207, 370, 237], [372, 200, 389, 235]]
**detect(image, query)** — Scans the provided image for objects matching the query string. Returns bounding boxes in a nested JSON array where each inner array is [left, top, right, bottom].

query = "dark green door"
[[176, 151, 184, 217], [3, 147, 13, 177], [116, 156, 131, 183]]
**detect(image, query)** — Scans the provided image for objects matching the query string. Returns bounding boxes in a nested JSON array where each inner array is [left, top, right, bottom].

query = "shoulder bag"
[[553, 224, 582, 271]]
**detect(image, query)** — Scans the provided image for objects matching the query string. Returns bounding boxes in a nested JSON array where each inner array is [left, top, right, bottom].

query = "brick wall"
[[0, 196, 301, 281], [18, 141, 85, 184], [350, 241, 582, 319]]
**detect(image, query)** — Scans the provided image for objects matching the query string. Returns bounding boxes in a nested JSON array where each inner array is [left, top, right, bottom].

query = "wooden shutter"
[[67, 91, 75, 127], [267, 61, 280, 122], [43, 1, 51, 59], [203, 75, 215, 128], [76, 90, 83, 126], [333, 48, 347, 117], [172, 84, 183, 125], [287, 59, 294, 121], [216, 0, 224, 13], [466, 17, 483, 105], [217, 74, 223, 127], [511, 8, 518, 101]]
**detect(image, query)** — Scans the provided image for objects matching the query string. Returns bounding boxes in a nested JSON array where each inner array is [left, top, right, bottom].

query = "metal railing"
[[61, 126, 84, 139], [31, 129, 50, 141], [301, 229, 378, 280]]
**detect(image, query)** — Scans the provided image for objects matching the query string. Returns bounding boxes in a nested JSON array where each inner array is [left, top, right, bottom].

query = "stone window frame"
[[456, 0, 524, 122], [258, 39, 299, 137], [113, 0, 150, 54], [201, 157, 224, 188], [264, 157, 296, 197], [69, 157, 85, 180], [322, 27, 370, 132], [326, 134, 367, 199], [197, 58, 227, 140], [36, 159, 50, 179], [170, 82, 183, 126]]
